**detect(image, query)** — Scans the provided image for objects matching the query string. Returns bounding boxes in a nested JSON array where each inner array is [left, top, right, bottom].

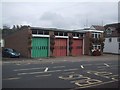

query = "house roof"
[[104, 23, 120, 30], [104, 23, 120, 37], [106, 27, 116, 31], [91, 25, 105, 31]]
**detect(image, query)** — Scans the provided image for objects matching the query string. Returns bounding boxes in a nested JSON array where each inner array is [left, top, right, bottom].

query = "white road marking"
[[27, 63, 31, 65], [108, 67, 118, 70], [63, 72, 75, 74], [3, 62, 11, 64], [35, 74, 51, 77], [104, 63, 110, 67], [17, 70, 62, 75], [98, 69, 106, 71], [97, 66, 108, 68], [17, 68, 79, 75], [16, 64, 21, 65], [14, 67, 45, 71], [3, 77, 20, 80], [69, 75, 73, 78], [83, 64, 92, 66], [80, 65, 84, 69], [95, 63, 111, 66], [14, 66, 65, 72], [110, 65, 118, 67], [0, 61, 2, 65], [63, 68, 78, 71], [44, 67, 48, 72], [52, 66, 65, 68]]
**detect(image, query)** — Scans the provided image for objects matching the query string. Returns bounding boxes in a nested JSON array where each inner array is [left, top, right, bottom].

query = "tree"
[[12, 25, 16, 30], [3, 24, 10, 29]]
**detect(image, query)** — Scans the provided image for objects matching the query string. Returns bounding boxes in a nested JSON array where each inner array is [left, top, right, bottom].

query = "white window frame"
[[92, 33, 101, 38], [92, 44, 101, 52], [108, 38, 112, 42], [106, 28, 112, 35]]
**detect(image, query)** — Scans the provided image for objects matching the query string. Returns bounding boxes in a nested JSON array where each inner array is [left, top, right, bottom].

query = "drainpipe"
[[82, 35, 84, 55], [67, 37, 69, 56], [48, 36, 50, 57]]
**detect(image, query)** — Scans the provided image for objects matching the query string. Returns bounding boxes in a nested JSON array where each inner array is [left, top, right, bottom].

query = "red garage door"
[[72, 39, 83, 56], [53, 38, 67, 57]]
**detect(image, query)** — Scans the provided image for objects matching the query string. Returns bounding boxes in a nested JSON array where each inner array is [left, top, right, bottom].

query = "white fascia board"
[[84, 30, 104, 33], [32, 34, 50, 37], [73, 37, 79, 39], [55, 36, 68, 38]]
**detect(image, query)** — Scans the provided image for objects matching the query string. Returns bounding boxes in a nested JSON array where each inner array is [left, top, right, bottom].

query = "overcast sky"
[[1, 0, 119, 30]]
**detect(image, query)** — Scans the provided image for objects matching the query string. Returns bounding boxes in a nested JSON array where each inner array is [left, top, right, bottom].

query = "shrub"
[[92, 49, 101, 56]]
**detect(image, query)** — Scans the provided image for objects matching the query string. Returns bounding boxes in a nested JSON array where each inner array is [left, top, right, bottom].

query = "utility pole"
[[101, 20, 103, 26], [86, 15, 88, 27]]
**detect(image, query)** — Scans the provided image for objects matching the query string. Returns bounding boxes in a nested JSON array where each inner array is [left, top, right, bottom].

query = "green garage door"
[[32, 37, 49, 58]]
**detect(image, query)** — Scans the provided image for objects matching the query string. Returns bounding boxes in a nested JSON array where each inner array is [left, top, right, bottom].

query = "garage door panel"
[[53, 38, 67, 57], [32, 37, 49, 58], [72, 39, 83, 56]]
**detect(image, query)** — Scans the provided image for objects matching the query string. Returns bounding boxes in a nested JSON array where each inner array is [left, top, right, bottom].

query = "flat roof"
[[74, 29, 104, 33], [30, 27, 85, 33]]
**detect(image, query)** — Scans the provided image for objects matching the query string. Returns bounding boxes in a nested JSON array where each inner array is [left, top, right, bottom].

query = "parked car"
[[2, 48, 20, 58]]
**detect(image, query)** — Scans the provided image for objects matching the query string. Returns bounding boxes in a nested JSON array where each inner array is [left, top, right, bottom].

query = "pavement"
[[2, 54, 119, 64]]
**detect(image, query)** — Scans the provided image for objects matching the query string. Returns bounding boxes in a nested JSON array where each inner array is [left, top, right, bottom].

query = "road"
[[2, 57, 119, 89]]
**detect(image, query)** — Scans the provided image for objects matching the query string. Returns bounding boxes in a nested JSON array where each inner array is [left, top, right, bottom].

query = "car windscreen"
[[6, 49, 17, 53]]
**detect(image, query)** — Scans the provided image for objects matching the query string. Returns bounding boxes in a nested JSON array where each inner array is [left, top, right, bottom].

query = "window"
[[54, 31, 58, 36], [109, 38, 112, 42], [95, 45, 97, 49], [98, 46, 101, 49], [98, 34, 101, 38], [92, 33, 101, 38], [59, 32, 63, 36], [117, 37, 120, 42], [54, 31, 67, 36], [64, 32, 67, 36], [72, 33, 80, 37], [81, 34, 83, 37], [95, 34, 98, 38], [38, 30, 43, 34], [72, 33, 76, 37], [77, 33, 80, 37], [93, 45, 101, 50], [92, 34, 94, 38], [44, 31, 49, 35], [32, 30, 37, 34]]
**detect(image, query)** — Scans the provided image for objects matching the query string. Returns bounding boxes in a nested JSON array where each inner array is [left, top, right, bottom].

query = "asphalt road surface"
[[2, 58, 119, 89]]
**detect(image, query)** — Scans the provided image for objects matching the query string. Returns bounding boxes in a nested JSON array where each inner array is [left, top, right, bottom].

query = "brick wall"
[[84, 32, 91, 55], [4, 27, 31, 58]]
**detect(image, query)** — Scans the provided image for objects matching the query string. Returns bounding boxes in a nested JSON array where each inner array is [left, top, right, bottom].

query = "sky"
[[1, 0, 119, 30]]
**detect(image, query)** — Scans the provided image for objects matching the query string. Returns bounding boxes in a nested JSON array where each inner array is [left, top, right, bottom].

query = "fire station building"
[[3, 26, 104, 58]]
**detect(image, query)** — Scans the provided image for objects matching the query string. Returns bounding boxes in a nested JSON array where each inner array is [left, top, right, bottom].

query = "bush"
[[92, 49, 101, 56]]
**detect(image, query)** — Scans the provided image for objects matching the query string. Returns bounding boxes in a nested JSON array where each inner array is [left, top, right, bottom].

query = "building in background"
[[90, 25, 105, 31], [103, 23, 120, 54], [74, 29, 104, 56]]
